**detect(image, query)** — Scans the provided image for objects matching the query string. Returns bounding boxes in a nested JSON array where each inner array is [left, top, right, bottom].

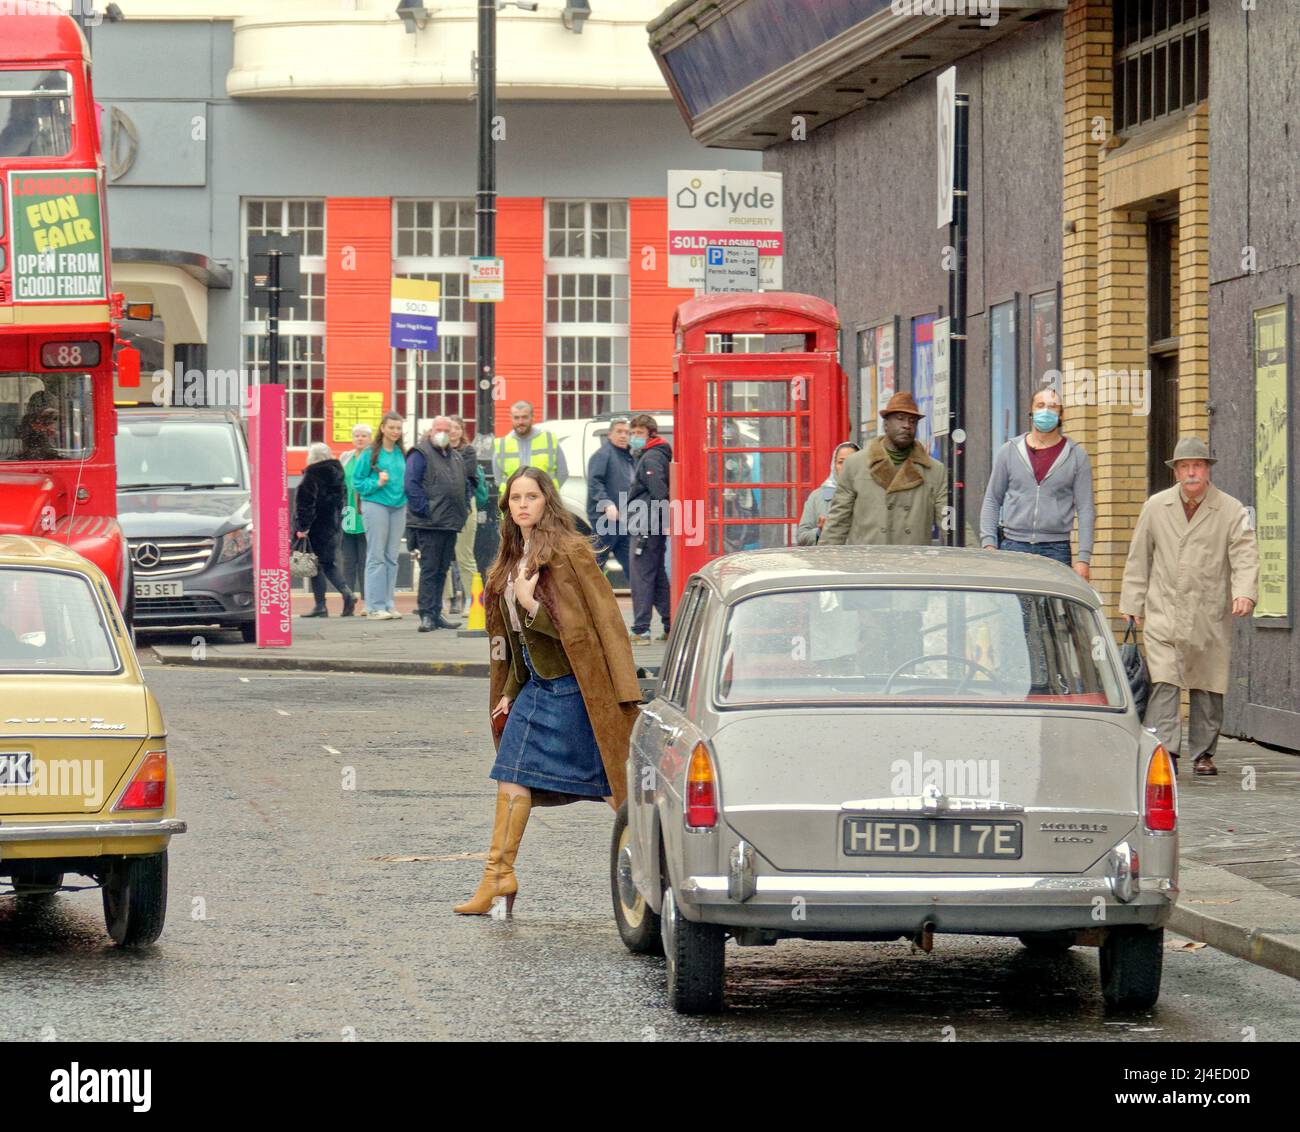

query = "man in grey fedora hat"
[[1120, 436, 1259, 776]]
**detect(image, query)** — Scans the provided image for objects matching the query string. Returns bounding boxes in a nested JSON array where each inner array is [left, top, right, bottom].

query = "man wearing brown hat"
[[1120, 436, 1259, 776], [821, 392, 947, 547]]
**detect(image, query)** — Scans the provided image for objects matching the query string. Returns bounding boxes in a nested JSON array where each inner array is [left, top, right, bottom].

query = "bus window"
[[0, 373, 94, 461], [0, 70, 74, 159]]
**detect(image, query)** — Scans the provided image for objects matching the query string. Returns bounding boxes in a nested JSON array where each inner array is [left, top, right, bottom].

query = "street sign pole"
[[267, 249, 282, 386], [948, 92, 970, 547]]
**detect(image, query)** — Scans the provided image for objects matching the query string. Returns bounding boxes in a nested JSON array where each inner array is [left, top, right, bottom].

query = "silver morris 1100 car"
[[611, 546, 1178, 1014]]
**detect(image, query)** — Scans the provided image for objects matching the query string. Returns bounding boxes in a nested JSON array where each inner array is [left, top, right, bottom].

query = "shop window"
[[241, 199, 327, 446], [393, 333, 478, 433], [1112, 0, 1209, 135], [545, 336, 626, 419], [241, 333, 325, 450], [544, 200, 629, 419], [391, 200, 477, 430]]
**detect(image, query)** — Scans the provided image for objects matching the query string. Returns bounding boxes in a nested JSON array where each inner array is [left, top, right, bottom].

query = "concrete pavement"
[[142, 589, 670, 679]]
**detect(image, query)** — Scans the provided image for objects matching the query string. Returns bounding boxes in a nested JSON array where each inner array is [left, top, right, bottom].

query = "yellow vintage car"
[[0, 534, 186, 946]]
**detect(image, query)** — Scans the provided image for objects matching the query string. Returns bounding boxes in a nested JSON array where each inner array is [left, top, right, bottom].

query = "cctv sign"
[[668, 170, 783, 290]]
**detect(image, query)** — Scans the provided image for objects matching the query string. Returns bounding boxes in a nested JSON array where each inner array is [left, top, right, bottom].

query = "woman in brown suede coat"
[[454, 466, 643, 915]]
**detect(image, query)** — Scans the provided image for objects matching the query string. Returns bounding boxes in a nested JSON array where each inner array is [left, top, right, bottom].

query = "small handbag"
[[1121, 619, 1151, 719], [290, 535, 319, 580]]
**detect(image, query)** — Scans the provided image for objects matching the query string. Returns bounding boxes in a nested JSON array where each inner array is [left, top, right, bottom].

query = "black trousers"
[[310, 532, 352, 604], [630, 534, 670, 634], [411, 527, 457, 618], [340, 531, 367, 594]]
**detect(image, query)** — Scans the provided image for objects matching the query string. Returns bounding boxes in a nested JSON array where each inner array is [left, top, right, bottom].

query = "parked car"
[[116, 407, 255, 641], [0, 535, 186, 946], [612, 545, 1177, 1014], [545, 410, 673, 532]]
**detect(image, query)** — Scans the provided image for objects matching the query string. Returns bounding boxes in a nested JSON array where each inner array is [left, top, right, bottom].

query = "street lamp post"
[[474, 0, 498, 479]]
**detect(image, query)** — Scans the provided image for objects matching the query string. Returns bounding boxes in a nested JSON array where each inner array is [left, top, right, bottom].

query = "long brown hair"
[[369, 410, 405, 469], [486, 466, 592, 598]]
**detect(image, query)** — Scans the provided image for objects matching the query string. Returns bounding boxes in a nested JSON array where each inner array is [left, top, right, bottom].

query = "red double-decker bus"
[[0, 8, 134, 610]]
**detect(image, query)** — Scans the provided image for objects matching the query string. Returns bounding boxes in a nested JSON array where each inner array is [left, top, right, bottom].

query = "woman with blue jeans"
[[350, 410, 408, 620]]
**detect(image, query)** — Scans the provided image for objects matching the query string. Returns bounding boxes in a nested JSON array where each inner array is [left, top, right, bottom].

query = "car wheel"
[[661, 877, 725, 1014], [610, 802, 662, 955], [1099, 926, 1163, 1011], [1017, 931, 1076, 955], [102, 852, 169, 948], [239, 622, 257, 643]]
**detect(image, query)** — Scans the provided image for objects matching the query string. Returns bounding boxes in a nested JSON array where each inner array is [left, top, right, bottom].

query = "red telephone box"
[[670, 292, 849, 608]]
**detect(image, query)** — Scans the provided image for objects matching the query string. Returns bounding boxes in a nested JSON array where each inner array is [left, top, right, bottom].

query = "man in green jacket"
[[820, 392, 948, 546]]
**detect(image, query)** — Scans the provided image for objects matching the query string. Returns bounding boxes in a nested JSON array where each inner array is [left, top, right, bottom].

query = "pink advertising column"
[[250, 384, 292, 648]]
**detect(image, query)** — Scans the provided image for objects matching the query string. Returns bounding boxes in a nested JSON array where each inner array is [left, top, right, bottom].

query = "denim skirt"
[[490, 643, 611, 797]]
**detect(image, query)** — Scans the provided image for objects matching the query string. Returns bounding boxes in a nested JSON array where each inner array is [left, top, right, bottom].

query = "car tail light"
[[1144, 744, 1176, 832], [685, 742, 717, 829], [114, 750, 167, 811]]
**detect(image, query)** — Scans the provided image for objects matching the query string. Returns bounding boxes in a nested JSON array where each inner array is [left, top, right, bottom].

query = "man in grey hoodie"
[[980, 387, 1095, 581]]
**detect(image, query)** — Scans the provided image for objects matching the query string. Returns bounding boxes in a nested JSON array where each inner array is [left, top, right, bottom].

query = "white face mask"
[[432, 431, 450, 448]]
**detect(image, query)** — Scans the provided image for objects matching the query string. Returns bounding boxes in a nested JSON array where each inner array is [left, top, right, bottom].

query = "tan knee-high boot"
[[453, 789, 531, 915]]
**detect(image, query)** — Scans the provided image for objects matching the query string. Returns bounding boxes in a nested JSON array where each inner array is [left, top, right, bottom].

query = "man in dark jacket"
[[626, 413, 671, 643], [406, 415, 477, 632], [295, 443, 355, 617], [586, 416, 635, 577]]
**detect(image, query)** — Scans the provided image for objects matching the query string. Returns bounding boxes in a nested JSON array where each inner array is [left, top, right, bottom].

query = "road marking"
[[276, 709, 290, 716], [239, 677, 250, 683]]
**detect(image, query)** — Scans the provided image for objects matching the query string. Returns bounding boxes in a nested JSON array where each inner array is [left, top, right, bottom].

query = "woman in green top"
[[350, 411, 409, 620], [339, 421, 372, 607]]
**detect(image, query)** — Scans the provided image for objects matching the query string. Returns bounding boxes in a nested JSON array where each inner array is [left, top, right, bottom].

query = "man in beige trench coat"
[[1120, 437, 1259, 776]]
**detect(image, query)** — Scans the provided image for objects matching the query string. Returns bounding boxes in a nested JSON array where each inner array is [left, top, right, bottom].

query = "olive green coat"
[[1119, 482, 1259, 694], [487, 542, 642, 807], [820, 437, 948, 547]]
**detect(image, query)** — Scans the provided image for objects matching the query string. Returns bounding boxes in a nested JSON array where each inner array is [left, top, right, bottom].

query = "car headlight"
[[218, 526, 253, 562]]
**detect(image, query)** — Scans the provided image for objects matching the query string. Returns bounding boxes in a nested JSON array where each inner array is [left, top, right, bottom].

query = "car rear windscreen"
[[0, 569, 120, 674], [717, 588, 1126, 709]]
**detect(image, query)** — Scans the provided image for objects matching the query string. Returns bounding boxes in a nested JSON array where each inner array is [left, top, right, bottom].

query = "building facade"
[[89, 0, 758, 472], [650, 0, 1298, 747]]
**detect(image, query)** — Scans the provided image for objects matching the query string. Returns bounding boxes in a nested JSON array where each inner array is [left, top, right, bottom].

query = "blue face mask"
[[629, 434, 646, 451], [1032, 409, 1060, 433]]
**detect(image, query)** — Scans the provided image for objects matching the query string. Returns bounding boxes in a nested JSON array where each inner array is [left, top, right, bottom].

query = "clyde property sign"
[[667, 169, 783, 290]]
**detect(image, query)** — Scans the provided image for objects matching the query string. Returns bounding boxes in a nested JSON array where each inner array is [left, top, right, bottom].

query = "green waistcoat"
[[499, 594, 572, 698]]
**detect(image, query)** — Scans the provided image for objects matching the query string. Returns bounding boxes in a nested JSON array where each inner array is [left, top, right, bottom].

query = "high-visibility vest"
[[495, 430, 559, 495]]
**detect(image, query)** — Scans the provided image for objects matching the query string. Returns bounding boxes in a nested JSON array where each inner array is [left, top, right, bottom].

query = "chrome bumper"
[[0, 818, 187, 842], [677, 873, 1177, 933], [682, 873, 1177, 901]]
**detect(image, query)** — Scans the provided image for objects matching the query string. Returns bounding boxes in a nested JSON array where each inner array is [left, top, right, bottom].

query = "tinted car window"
[[118, 418, 245, 489], [0, 569, 120, 673], [716, 588, 1125, 709]]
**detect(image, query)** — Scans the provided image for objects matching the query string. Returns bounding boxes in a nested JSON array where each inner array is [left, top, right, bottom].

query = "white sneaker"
[[389, 609, 404, 619], [367, 610, 394, 620]]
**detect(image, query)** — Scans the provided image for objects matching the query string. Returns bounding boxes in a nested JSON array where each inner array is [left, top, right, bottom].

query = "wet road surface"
[[2, 668, 1298, 1042]]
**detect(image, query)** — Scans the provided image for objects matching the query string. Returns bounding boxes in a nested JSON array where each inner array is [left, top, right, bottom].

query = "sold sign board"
[[7, 170, 107, 302], [668, 169, 783, 290], [390, 277, 440, 350]]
